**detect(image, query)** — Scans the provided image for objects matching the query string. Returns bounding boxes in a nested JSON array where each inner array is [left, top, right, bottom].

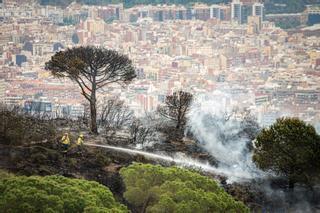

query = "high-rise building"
[[186, 7, 193, 20], [210, 5, 222, 20], [241, 4, 253, 24], [115, 4, 124, 21], [231, 0, 263, 24], [306, 5, 320, 26], [240, 0, 259, 4], [252, 2, 264, 21], [15, 54, 27, 67], [97, 4, 124, 21], [231, 0, 243, 24], [248, 15, 262, 33], [194, 4, 210, 21], [0, 79, 6, 103], [221, 5, 231, 21]]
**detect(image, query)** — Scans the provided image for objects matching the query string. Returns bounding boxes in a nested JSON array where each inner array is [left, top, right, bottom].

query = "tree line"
[[0, 164, 250, 213], [39, 0, 312, 14]]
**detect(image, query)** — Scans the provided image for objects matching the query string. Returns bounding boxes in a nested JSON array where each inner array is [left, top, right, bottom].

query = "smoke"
[[186, 91, 320, 212], [85, 143, 255, 180], [187, 92, 265, 182]]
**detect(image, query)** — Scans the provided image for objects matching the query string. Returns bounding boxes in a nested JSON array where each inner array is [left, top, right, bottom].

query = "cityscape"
[[0, 0, 320, 128], [1, 1, 320, 212]]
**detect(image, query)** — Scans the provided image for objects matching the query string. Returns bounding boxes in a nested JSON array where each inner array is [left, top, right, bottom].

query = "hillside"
[[1, 105, 320, 212], [38, 0, 320, 13], [0, 141, 253, 212], [0, 106, 254, 212]]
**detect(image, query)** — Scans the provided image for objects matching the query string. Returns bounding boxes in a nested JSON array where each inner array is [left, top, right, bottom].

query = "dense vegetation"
[[253, 117, 320, 189], [0, 173, 128, 213], [275, 19, 301, 29], [120, 163, 249, 213], [39, 0, 319, 13], [265, 0, 307, 14]]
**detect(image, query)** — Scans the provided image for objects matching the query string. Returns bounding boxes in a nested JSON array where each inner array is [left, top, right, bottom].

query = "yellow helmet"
[[80, 134, 84, 138]]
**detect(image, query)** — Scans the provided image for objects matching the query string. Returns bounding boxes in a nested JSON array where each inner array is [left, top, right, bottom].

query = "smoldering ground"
[[186, 92, 320, 212]]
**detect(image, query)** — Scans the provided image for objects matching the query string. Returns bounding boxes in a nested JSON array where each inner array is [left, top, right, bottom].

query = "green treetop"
[[253, 117, 320, 189], [120, 163, 249, 213], [0, 174, 128, 213]]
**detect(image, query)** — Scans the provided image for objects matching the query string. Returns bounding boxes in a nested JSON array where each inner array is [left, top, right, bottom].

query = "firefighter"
[[77, 134, 84, 146], [61, 133, 70, 150]]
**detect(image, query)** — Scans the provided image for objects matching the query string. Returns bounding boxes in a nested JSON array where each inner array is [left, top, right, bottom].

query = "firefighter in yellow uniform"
[[77, 134, 84, 146], [61, 133, 70, 150], [76, 134, 85, 155]]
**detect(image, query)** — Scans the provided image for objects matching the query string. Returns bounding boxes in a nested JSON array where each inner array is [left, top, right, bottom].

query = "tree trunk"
[[288, 179, 295, 190], [90, 102, 98, 134], [176, 113, 181, 129], [141, 196, 150, 213], [90, 85, 98, 134]]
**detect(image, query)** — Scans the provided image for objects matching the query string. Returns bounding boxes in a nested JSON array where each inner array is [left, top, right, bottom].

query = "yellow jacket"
[[61, 135, 70, 145], [77, 137, 84, 145]]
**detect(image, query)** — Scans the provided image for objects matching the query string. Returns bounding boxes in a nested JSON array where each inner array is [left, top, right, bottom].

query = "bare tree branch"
[[157, 91, 193, 130]]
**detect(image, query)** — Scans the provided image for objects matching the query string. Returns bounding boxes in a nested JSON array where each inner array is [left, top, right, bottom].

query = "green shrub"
[[0, 175, 128, 213], [120, 163, 249, 213], [0, 170, 13, 180]]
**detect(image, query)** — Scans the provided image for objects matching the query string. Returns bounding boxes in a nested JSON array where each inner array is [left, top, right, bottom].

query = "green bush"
[[0, 175, 128, 213], [0, 170, 13, 180], [120, 163, 249, 213]]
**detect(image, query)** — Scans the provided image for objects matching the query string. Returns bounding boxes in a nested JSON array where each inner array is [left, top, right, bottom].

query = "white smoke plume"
[[187, 92, 266, 182], [85, 143, 254, 180], [186, 92, 320, 211]]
